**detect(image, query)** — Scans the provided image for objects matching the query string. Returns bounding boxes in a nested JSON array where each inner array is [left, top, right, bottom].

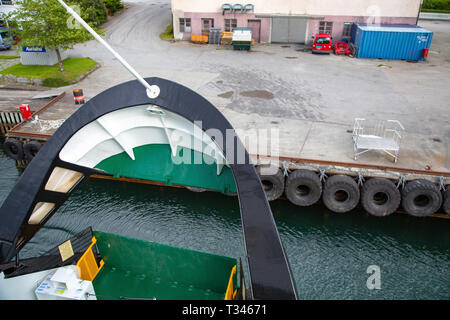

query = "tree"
[[7, 0, 93, 71]]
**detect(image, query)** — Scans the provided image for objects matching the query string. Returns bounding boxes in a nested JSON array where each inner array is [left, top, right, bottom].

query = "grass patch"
[[0, 57, 98, 87], [421, 8, 450, 13], [0, 55, 20, 60], [159, 24, 174, 40], [42, 78, 71, 87]]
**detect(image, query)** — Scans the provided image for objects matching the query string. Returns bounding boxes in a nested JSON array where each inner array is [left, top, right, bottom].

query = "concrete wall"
[[20, 49, 68, 66], [306, 0, 421, 17], [172, 0, 422, 17], [172, 0, 422, 43]]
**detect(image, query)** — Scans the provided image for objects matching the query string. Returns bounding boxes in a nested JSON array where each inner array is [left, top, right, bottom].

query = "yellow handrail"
[[224, 265, 237, 300], [76, 237, 104, 281]]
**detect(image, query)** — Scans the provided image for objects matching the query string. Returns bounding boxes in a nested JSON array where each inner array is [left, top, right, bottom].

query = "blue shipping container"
[[351, 24, 433, 61]]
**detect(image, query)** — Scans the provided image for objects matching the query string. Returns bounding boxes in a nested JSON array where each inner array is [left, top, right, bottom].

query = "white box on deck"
[[35, 265, 96, 300]]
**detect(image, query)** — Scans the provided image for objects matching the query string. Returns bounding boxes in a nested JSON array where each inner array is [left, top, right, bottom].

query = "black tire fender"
[[3, 138, 24, 161], [256, 166, 285, 201], [401, 179, 442, 217], [322, 175, 360, 213], [23, 140, 42, 161], [285, 169, 322, 206], [443, 186, 450, 215], [361, 178, 401, 217]]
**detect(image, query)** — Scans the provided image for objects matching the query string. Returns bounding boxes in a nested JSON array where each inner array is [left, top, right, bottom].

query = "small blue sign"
[[22, 46, 46, 52]]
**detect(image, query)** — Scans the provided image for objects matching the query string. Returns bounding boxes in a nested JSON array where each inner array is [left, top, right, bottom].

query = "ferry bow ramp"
[[0, 77, 298, 300]]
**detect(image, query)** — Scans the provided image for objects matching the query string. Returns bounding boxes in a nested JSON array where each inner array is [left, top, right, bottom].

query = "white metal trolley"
[[352, 118, 405, 163]]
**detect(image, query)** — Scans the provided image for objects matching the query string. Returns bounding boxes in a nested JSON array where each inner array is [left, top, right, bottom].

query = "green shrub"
[[160, 24, 174, 39], [421, 8, 450, 12], [72, 0, 108, 27], [103, 0, 124, 15], [422, 0, 450, 10], [44, 0, 123, 27]]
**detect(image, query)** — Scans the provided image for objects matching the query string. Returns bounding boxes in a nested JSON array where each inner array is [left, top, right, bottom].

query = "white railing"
[[352, 118, 405, 163]]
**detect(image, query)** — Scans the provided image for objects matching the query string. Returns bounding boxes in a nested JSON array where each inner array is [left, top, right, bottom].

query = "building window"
[[179, 18, 191, 33], [0, 0, 14, 5], [343, 22, 353, 37], [319, 21, 333, 34], [201, 18, 214, 31], [224, 19, 237, 32]]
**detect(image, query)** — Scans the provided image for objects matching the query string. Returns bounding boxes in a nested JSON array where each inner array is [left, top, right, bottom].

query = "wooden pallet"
[[221, 32, 233, 45]]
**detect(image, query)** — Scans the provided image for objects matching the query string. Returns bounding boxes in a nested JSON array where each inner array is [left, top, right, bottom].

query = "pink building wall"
[[177, 12, 417, 44], [181, 12, 271, 42], [307, 16, 417, 43]]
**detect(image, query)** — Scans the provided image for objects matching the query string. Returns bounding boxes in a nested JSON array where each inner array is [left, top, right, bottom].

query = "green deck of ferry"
[[95, 144, 237, 194], [92, 231, 237, 300]]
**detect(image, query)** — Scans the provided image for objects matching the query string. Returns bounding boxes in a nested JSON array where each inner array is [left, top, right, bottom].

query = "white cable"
[[56, 0, 160, 99]]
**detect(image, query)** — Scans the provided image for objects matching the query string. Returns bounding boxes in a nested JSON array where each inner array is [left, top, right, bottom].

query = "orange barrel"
[[73, 89, 85, 104]]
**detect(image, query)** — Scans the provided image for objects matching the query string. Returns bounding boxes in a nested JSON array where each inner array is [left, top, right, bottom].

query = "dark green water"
[[0, 139, 449, 299]]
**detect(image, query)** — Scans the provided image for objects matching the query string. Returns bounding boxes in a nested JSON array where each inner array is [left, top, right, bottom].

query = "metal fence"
[[352, 118, 405, 163]]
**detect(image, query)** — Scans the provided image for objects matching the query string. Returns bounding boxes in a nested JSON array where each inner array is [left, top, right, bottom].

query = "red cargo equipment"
[[334, 42, 351, 55], [422, 48, 429, 58], [19, 104, 32, 120]]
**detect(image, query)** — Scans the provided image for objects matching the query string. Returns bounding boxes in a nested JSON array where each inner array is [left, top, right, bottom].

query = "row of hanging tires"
[[3, 138, 449, 217], [256, 167, 450, 217], [3, 138, 42, 161]]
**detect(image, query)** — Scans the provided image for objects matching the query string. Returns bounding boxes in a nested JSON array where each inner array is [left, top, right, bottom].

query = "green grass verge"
[[421, 8, 450, 13], [159, 24, 174, 40], [0, 57, 98, 87], [0, 55, 20, 60]]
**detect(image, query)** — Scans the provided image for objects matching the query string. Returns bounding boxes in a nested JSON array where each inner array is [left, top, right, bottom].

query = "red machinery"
[[19, 104, 32, 120], [334, 41, 352, 55]]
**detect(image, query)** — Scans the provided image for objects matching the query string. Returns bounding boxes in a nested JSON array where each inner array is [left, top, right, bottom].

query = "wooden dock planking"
[[6, 92, 79, 140]]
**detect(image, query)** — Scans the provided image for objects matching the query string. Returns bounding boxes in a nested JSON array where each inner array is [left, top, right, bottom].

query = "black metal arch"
[[0, 78, 297, 300]]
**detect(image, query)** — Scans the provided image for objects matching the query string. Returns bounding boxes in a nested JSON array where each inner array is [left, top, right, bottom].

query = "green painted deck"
[[95, 144, 237, 194], [92, 231, 237, 300]]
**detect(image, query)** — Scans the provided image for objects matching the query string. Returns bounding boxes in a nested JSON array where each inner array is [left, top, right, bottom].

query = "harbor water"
[[0, 137, 449, 299]]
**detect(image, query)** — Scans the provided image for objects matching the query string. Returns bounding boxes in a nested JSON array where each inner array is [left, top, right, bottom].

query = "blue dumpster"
[[351, 24, 433, 61]]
